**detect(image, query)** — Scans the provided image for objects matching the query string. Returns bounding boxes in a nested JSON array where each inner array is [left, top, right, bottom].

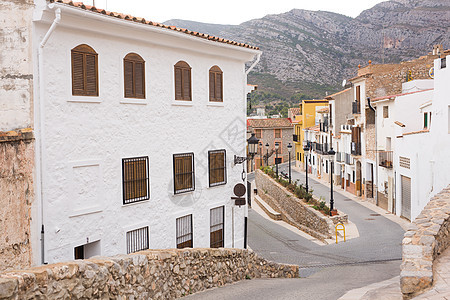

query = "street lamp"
[[265, 143, 269, 167], [275, 142, 280, 177], [234, 133, 259, 167], [287, 143, 293, 184], [303, 141, 310, 193], [328, 148, 336, 215]]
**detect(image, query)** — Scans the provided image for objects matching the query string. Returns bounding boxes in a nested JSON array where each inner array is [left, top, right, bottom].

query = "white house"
[[32, 0, 260, 264], [394, 55, 449, 221]]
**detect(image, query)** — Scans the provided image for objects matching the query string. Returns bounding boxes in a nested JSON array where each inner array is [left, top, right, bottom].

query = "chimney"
[[433, 44, 443, 55]]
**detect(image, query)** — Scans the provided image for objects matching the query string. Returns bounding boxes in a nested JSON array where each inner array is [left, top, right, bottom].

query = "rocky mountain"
[[166, 0, 450, 99]]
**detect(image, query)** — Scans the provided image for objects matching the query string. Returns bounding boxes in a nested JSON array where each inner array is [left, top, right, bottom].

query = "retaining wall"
[[255, 170, 347, 241], [0, 248, 298, 299], [400, 185, 450, 299]]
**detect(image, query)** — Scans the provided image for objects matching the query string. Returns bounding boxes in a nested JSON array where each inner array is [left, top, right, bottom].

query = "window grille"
[[209, 150, 226, 187], [124, 53, 145, 99], [71, 44, 98, 96], [441, 57, 447, 69], [122, 156, 149, 204], [173, 153, 195, 194], [126, 226, 149, 254], [210, 206, 224, 248], [176, 215, 193, 249], [209, 66, 223, 102]]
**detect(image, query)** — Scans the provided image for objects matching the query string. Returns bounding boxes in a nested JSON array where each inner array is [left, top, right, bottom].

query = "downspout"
[[245, 53, 261, 75], [367, 97, 377, 205], [36, 7, 61, 265]]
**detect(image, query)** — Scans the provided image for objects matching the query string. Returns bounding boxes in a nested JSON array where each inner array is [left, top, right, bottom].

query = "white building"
[[394, 55, 449, 221], [31, 0, 260, 264]]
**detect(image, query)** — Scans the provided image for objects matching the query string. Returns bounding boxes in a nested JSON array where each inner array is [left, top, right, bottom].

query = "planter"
[[330, 209, 338, 216]]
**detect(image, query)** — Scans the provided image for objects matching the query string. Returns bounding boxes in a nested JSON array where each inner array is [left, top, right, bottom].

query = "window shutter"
[[175, 67, 182, 100], [124, 60, 134, 97], [215, 73, 222, 101], [134, 62, 145, 98], [85, 53, 98, 96], [183, 68, 191, 100], [72, 52, 85, 95], [209, 71, 215, 101]]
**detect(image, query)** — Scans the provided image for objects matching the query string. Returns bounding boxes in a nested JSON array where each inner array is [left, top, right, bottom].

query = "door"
[[401, 176, 411, 220]]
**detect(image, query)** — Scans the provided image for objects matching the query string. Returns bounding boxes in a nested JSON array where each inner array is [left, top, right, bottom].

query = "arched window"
[[209, 65, 223, 102], [124, 53, 145, 99], [174, 61, 191, 101], [71, 44, 98, 96]]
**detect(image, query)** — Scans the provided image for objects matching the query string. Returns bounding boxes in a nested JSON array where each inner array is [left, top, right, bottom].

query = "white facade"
[[33, 2, 260, 264], [395, 56, 449, 221]]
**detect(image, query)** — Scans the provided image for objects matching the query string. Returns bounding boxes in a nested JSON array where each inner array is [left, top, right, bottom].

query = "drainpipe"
[[36, 7, 61, 265], [367, 97, 377, 205], [245, 53, 261, 75]]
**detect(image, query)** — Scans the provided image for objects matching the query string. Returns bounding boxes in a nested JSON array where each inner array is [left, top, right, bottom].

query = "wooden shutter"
[[183, 68, 191, 100], [209, 66, 223, 102], [124, 60, 134, 97], [174, 153, 194, 193], [209, 71, 215, 100], [123, 157, 149, 204], [85, 53, 98, 96], [175, 67, 183, 100], [72, 52, 84, 94], [71, 44, 98, 96], [215, 73, 222, 101], [174, 61, 191, 101], [209, 150, 226, 186], [134, 62, 145, 98], [356, 85, 361, 102]]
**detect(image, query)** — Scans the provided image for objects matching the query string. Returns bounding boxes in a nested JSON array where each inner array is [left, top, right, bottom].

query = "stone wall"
[[0, 248, 298, 299], [0, 129, 35, 272], [255, 170, 340, 241], [400, 186, 450, 299]]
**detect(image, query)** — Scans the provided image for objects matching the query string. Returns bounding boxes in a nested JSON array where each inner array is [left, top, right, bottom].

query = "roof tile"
[[248, 118, 292, 128]]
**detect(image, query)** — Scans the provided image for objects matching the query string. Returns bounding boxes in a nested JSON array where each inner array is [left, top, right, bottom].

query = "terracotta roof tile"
[[394, 121, 406, 127], [248, 118, 292, 128], [403, 129, 430, 136], [304, 125, 320, 132], [325, 88, 351, 100], [289, 107, 301, 116], [50, 0, 259, 50], [372, 88, 433, 102], [317, 107, 329, 113]]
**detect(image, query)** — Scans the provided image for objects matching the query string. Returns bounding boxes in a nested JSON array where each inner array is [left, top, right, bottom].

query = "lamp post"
[[328, 148, 336, 215], [287, 143, 293, 184], [247, 133, 259, 172], [265, 143, 269, 167], [303, 141, 310, 193], [275, 142, 280, 177]]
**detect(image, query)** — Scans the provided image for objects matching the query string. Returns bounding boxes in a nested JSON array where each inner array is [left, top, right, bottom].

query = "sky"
[[88, 0, 388, 25]]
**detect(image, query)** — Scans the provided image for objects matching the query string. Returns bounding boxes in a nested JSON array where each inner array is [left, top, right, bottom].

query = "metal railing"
[[336, 152, 344, 162], [312, 142, 329, 155], [379, 151, 393, 168], [352, 101, 361, 114], [345, 153, 353, 165], [351, 142, 361, 156]]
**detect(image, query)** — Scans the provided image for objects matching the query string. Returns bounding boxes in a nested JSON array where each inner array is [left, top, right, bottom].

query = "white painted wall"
[[34, 4, 259, 263], [395, 56, 450, 221]]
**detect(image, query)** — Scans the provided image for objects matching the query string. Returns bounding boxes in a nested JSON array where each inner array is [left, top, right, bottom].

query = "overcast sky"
[[89, 0, 387, 25]]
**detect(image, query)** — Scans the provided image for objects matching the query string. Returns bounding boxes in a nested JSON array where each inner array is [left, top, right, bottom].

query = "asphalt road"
[[187, 164, 405, 300]]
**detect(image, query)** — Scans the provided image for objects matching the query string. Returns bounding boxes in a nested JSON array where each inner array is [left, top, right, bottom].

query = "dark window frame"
[[208, 149, 227, 187], [210, 206, 225, 248], [176, 214, 193, 249], [124, 53, 146, 99], [173, 152, 195, 194], [71, 44, 99, 97], [122, 156, 150, 205], [126, 226, 149, 254], [209, 65, 223, 102], [174, 61, 192, 101]]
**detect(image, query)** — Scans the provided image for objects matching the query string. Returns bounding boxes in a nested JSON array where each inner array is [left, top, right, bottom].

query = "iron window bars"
[[208, 150, 227, 187], [122, 156, 149, 204], [126, 226, 149, 254], [173, 153, 195, 194], [176, 214, 193, 249], [210, 206, 224, 248]]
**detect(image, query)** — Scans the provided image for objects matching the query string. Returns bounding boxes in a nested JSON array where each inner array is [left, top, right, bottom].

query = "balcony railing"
[[345, 153, 353, 165], [319, 122, 329, 133], [351, 142, 361, 156], [352, 101, 361, 114], [312, 142, 329, 155], [336, 152, 344, 162], [379, 151, 393, 168], [293, 134, 298, 142]]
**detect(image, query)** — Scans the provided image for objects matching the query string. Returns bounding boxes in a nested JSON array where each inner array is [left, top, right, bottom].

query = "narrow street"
[[187, 164, 406, 299]]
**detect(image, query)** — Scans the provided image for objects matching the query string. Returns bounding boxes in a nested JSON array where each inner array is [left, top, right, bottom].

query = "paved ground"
[[187, 164, 408, 300]]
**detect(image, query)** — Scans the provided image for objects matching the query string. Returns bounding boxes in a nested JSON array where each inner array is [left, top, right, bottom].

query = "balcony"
[[352, 101, 361, 114], [379, 151, 393, 168], [312, 143, 329, 155], [351, 142, 361, 156], [319, 122, 329, 133], [345, 153, 353, 165], [293, 134, 299, 142], [336, 152, 344, 163]]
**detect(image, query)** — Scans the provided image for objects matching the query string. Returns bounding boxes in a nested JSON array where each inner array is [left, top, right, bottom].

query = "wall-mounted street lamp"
[[275, 142, 280, 177], [303, 140, 310, 193], [328, 148, 336, 215], [234, 133, 260, 165], [287, 143, 293, 184]]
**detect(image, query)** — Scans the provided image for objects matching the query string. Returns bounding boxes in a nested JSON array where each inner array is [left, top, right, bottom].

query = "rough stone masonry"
[[0, 248, 298, 299]]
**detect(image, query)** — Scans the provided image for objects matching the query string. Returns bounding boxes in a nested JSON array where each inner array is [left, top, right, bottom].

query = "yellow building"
[[291, 100, 329, 168]]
